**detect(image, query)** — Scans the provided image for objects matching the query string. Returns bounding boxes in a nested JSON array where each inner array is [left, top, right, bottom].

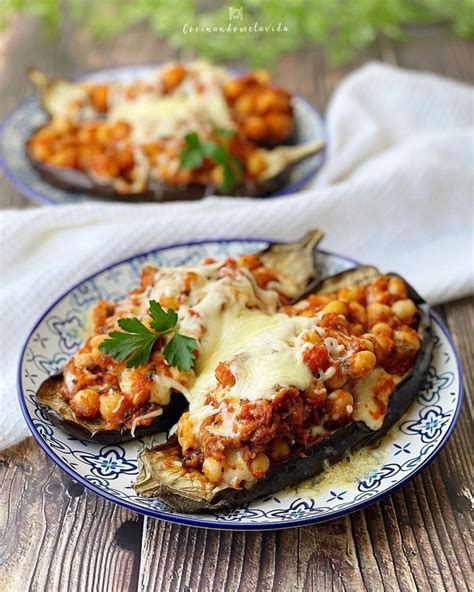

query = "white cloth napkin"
[[1, 62, 473, 449]]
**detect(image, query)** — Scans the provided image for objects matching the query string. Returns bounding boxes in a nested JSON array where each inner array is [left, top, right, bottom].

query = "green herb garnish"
[[99, 300, 197, 371], [180, 132, 243, 193]]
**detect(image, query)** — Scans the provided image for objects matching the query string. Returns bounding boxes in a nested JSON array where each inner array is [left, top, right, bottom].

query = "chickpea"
[[270, 439, 291, 462], [242, 115, 267, 141], [359, 335, 375, 353], [99, 392, 124, 421], [250, 452, 270, 477], [392, 299, 417, 323], [223, 79, 246, 100], [159, 295, 179, 310], [337, 286, 362, 302], [325, 374, 347, 390], [89, 85, 108, 113], [373, 290, 390, 304], [48, 148, 78, 169], [322, 300, 348, 316], [161, 64, 186, 93], [393, 327, 421, 351], [111, 121, 130, 142], [234, 93, 255, 117], [302, 331, 322, 345], [246, 151, 267, 177], [374, 334, 395, 361], [74, 352, 95, 369], [367, 303, 392, 327], [255, 89, 279, 115], [30, 142, 53, 161], [95, 124, 112, 145], [348, 301, 367, 325], [51, 117, 74, 133], [70, 388, 100, 419], [325, 389, 354, 424], [371, 322, 393, 337], [203, 457, 224, 484], [252, 69, 272, 85], [348, 351, 376, 378], [265, 113, 293, 140], [388, 276, 408, 298]]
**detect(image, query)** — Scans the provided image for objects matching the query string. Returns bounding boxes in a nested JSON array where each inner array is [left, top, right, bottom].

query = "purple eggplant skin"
[[134, 270, 433, 512], [36, 374, 188, 444], [26, 145, 291, 202]]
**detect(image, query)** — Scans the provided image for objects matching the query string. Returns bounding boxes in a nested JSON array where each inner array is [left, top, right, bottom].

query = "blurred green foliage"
[[2, 0, 473, 67]]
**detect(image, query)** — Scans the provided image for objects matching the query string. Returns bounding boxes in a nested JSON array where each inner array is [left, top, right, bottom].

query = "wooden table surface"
[[0, 16, 472, 592]]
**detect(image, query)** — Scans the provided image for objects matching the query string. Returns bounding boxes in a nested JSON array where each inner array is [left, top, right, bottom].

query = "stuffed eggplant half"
[[36, 231, 324, 443], [134, 266, 433, 512], [26, 62, 324, 201]]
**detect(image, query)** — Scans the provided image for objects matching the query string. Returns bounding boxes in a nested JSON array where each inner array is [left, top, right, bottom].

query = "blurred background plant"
[[2, 0, 474, 67]]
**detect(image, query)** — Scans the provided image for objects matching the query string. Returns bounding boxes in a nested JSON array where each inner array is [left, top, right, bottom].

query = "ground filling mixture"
[[59, 252, 422, 491]]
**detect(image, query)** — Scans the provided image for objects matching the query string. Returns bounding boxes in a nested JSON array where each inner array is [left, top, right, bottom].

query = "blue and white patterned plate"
[[0, 64, 326, 206], [18, 240, 463, 530]]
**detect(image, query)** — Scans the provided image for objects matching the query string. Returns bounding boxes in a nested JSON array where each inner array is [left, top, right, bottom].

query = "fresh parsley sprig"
[[99, 300, 197, 371], [180, 131, 243, 193]]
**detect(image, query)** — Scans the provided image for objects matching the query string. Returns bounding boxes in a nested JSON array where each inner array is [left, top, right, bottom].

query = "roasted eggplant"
[[35, 231, 324, 444], [133, 267, 433, 512], [26, 65, 324, 201], [37, 374, 188, 443]]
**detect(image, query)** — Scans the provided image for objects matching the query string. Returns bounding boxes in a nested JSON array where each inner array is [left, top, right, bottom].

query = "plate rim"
[[17, 238, 464, 530], [0, 63, 327, 207]]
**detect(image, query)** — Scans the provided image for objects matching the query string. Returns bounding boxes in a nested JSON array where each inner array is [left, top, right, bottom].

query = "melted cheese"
[[106, 61, 234, 142], [226, 317, 315, 401], [353, 367, 394, 430], [108, 92, 233, 142], [190, 309, 287, 406], [45, 82, 88, 117]]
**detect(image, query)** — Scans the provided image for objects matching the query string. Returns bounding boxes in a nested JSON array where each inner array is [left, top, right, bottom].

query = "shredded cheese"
[[130, 409, 163, 438]]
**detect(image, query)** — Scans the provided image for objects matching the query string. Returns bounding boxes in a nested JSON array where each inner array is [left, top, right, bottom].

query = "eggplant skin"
[[37, 374, 188, 444], [25, 144, 291, 202], [133, 270, 434, 513]]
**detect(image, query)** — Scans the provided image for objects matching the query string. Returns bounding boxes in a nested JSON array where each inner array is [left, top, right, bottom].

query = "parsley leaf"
[[179, 133, 243, 193], [163, 334, 197, 372], [99, 328, 158, 368], [99, 300, 198, 371], [149, 299, 178, 333], [180, 132, 204, 170]]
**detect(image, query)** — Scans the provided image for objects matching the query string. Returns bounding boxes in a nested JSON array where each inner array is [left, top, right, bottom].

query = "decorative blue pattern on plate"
[[18, 240, 463, 530], [0, 65, 326, 206]]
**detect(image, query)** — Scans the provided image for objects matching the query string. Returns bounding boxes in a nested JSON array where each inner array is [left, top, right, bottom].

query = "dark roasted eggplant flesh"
[[37, 374, 188, 443], [133, 269, 433, 512]]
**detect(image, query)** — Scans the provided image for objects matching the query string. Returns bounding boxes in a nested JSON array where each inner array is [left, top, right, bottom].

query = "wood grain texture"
[[0, 14, 472, 592], [0, 438, 142, 592]]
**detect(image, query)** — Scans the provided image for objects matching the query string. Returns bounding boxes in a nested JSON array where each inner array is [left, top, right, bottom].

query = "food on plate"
[[26, 62, 324, 200], [37, 230, 323, 442], [36, 230, 432, 510], [133, 269, 432, 511]]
